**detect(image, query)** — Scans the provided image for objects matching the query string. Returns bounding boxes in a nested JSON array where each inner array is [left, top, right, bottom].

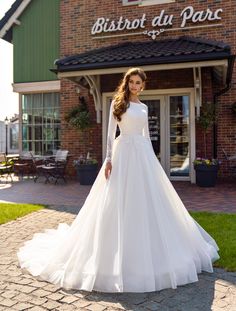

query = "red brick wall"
[[101, 69, 194, 92], [60, 79, 102, 176], [60, 0, 236, 178]]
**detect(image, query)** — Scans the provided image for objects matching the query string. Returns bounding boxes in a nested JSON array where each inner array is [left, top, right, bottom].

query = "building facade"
[[0, 0, 236, 182], [0, 115, 19, 155]]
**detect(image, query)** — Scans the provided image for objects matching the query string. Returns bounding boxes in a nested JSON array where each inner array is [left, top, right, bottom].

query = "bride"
[[17, 67, 220, 293]]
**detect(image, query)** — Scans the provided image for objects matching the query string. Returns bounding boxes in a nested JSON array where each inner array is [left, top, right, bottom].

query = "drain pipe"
[[213, 55, 235, 158]]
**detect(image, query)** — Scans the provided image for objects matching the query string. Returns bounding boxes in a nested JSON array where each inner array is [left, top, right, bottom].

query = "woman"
[[17, 68, 219, 293]]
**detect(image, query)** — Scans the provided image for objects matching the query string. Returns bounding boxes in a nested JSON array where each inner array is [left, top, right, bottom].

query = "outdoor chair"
[[32, 157, 47, 183], [40, 150, 69, 184], [0, 153, 13, 182], [222, 148, 236, 177], [13, 151, 34, 179]]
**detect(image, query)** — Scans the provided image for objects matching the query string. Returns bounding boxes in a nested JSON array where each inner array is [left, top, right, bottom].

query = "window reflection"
[[142, 99, 161, 160], [22, 93, 60, 155], [169, 96, 189, 177]]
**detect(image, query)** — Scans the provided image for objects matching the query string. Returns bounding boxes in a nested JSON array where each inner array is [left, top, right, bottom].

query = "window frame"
[[22, 92, 61, 155]]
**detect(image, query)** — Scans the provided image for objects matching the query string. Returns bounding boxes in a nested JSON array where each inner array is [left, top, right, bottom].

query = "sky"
[[0, 0, 18, 121]]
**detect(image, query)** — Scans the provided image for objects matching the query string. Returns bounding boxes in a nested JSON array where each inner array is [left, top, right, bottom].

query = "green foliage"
[[196, 101, 218, 131], [193, 158, 220, 166], [64, 96, 91, 131], [196, 102, 218, 159], [0, 203, 45, 225], [190, 211, 236, 271]]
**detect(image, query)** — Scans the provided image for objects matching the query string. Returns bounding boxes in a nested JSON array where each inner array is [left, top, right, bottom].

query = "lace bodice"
[[105, 100, 152, 164]]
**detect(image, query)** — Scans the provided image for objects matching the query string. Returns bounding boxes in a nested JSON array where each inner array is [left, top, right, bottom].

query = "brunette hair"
[[113, 67, 147, 121]]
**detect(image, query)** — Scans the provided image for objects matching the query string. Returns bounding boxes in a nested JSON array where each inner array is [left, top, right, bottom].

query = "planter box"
[[194, 164, 219, 187], [76, 163, 98, 185]]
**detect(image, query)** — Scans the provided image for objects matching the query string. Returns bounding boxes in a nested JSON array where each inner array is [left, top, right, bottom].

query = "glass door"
[[141, 98, 162, 162], [169, 95, 190, 178], [142, 95, 191, 180], [104, 94, 192, 181]]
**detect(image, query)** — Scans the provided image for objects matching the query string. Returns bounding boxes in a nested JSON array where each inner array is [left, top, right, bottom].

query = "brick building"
[[0, 0, 236, 183]]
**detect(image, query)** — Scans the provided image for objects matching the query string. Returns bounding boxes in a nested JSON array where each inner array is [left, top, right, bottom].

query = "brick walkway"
[[0, 177, 236, 310], [0, 177, 235, 213]]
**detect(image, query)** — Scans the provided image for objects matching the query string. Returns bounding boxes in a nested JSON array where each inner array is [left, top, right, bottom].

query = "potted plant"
[[64, 96, 91, 131], [73, 152, 98, 185], [65, 96, 98, 185], [193, 157, 220, 187], [193, 101, 220, 187]]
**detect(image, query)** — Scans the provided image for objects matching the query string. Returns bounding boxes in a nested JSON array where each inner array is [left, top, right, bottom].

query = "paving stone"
[[99, 301, 126, 310], [214, 291, 227, 299], [59, 295, 79, 304], [42, 300, 62, 310], [215, 283, 230, 293], [216, 279, 233, 287], [214, 299, 229, 309], [33, 289, 52, 297], [0, 182, 236, 311], [74, 292, 90, 299], [55, 305, 77, 311], [10, 277, 33, 285], [29, 296, 48, 306], [0, 298, 18, 307], [86, 304, 107, 311], [151, 295, 165, 303], [72, 299, 92, 308], [28, 307, 48, 311], [12, 302, 35, 310], [43, 284, 61, 293], [13, 293, 33, 303], [5, 283, 23, 292], [29, 281, 48, 288], [46, 292, 65, 301], [138, 301, 162, 311], [20, 285, 37, 294], [86, 293, 104, 302], [1, 290, 19, 299]]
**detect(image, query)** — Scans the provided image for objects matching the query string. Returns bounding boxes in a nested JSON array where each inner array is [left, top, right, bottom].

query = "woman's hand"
[[105, 161, 112, 179]]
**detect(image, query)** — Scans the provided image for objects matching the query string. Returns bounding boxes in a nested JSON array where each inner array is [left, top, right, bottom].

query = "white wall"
[[0, 120, 19, 154], [0, 121, 5, 153]]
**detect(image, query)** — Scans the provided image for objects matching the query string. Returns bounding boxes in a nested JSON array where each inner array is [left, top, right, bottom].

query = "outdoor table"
[[6, 154, 20, 161]]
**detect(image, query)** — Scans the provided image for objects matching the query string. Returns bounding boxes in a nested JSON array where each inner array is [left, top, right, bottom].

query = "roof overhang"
[[57, 59, 228, 77], [56, 58, 231, 86], [53, 37, 234, 87], [0, 0, 32, 42]]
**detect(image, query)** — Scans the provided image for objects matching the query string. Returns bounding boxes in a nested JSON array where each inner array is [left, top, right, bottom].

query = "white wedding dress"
[[17, 100, 220, 293]]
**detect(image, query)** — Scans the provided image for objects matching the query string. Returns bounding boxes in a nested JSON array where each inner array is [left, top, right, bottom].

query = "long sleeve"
[[105, 100, 118, 164], [143, 105, 153, 149]]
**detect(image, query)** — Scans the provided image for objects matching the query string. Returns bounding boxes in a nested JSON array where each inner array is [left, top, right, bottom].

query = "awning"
[[54, 36, 234, 77], [53, 36, 235, 122]]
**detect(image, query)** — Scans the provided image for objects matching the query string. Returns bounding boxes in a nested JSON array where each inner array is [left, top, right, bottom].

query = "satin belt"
[[115, 134, 149, 147]]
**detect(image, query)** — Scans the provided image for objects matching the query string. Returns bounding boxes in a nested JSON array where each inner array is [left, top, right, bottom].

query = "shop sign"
[[91, 6, 223, 40]]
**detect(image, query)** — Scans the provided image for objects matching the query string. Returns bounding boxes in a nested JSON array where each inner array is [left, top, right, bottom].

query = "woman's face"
[[128, 74, 144, 96]]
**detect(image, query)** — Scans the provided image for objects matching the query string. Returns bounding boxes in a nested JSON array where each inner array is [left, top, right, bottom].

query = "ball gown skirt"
[[17, 102, 220, 293]]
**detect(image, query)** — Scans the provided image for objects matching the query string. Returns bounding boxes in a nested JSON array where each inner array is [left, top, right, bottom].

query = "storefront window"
[[10, 123, 19, 150], [22, 93, 60, 155]]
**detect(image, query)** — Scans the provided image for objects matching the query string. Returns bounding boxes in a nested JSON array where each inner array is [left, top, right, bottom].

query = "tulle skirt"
[[17, 134, 220, 293]]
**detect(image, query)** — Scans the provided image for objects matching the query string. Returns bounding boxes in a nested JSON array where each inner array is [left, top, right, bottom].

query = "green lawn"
[[0, 202, 45, 225], [0, 204, 235, 272], [190, 211, 236, 272]]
